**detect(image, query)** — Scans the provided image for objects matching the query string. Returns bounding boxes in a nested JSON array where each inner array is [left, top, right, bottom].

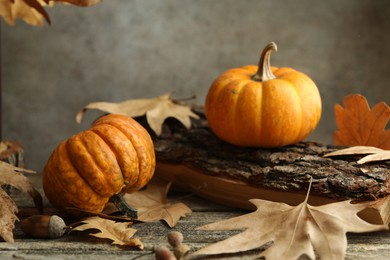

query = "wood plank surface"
[[1, 174, 389, 260]]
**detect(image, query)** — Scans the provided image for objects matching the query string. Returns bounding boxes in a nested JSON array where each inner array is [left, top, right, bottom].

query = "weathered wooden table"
[[1, 174, 389, 260]]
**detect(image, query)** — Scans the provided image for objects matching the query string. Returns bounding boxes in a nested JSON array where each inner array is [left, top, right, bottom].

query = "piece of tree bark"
[[138, 108, 390, 225]]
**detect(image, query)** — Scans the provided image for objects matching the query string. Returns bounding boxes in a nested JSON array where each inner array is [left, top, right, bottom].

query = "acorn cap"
[[48, 215, 66, 238], [174, 243, 190, 259]]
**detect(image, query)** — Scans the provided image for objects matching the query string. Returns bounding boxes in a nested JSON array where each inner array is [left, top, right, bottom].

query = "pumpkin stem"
[[110, 193, 138, 219], [252, 42, 277, 82]]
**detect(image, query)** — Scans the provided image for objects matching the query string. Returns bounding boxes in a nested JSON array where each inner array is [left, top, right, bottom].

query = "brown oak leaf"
[[72, 216, 143, 249], [0, 0, 101, 26], [0, 161, 43, 242], [76, 93, 199, 136], [124, 178, 191, 227], [334, 94, 390, 149], [104, 178, 192, 227], [193, 182, 388, 259], [0, 189, 18, 242]]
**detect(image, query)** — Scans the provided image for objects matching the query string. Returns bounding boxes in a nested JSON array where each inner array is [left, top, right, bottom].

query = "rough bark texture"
[[144, 107, 390, 203]]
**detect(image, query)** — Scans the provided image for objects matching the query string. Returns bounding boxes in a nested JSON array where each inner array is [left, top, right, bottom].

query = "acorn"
[[167, 231, 184, 247], [173, 243, 190, 259], [21, 215, 67, 239], [167, 231, 190, 259], [154, 246, 176, 260]]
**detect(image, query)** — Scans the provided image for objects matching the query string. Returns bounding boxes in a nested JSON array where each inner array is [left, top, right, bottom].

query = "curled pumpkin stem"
[[109, 193, 138, 219], [253, 42, 277, 82]]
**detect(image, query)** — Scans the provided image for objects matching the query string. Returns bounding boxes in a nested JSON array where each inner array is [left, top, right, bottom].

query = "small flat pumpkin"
[[43, 114, 155, 217]]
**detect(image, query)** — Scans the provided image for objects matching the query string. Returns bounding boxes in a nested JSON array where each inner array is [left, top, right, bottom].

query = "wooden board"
[[156, 163, 390, 226]]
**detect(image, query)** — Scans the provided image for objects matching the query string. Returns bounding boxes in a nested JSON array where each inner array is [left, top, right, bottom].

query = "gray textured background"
[[2, 0, 390, 171]]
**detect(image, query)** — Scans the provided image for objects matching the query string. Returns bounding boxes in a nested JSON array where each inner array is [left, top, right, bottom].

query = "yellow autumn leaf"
[[0, 0, 101, 26], [0, 189, 18, 243], [76, 94, 199, 136], [72, 216, 143, 249], [124, 178, 192, 228], [103, 178, 192, 228], [0, 0, 49, 26], [0, 160, 43, 242]]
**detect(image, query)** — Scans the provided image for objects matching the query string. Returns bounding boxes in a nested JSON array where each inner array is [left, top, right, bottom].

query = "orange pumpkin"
[[205, 42, 322, 147], [43, 114, 155, 217]]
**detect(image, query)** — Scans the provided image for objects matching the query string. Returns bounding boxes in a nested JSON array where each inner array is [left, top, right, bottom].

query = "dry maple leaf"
[[0, 189, 18, 242], [76, 93, 199, 136], [72, 216, 143, 249], [324, 145, 390, 164], [0, 0, 101, 26], [193, 181, 388, 260], [0, 161, 43, 242], [334, 94, 390, 149], [104, 178, 192, 228]]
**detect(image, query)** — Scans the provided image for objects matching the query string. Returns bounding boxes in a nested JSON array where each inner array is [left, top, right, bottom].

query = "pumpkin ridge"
[[255, 81, 263, 144], [215, 79, 246, 144], [126, 117, 155, 155], [123, 123, 154, 192], [89, 128, 122, 162], [276, 77, 305, 142], [81, 130, 125, 195], [94, 117, 154, 193], [231, 81, 247, 145], [234, 80, 261, 145], [260, 82, 267, 144], [259, 79, 301, 147], [62, 137, 103, 199], [102, 122, 143, 190], [277, 71, 321, 142], [60, 142, 102, 202], [86, 129, 127, 190], [90, 124, 140, 188], [45, 142, 105, 212], [43, 148, 79, 210], [66, 133, 118, 197]]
